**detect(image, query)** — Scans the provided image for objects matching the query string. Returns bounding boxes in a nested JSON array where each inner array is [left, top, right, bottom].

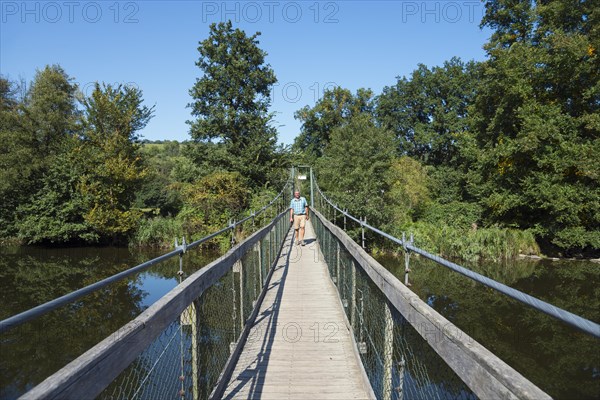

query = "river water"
[[376, 254, 600, 400], [0, 246, 598, 399], [0, 246, 218, 399]]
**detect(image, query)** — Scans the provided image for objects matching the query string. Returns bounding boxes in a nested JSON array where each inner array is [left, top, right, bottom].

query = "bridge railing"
[[20, 209, 291, 400], [0, 182, 290, 335], [311, 180, 600, 339], [312, 208, 551, 400]]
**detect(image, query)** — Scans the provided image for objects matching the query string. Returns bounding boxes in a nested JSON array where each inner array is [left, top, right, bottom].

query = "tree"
[[385, 156, 430, 227], [178, 171, 250, 242], [317, 115, 396, 228], [187, 21, 279, 186], [294, 87, 374, 158], [376, 57, 479, 167], [0, 67, 81, 242], [0, 76, 28, 238], [78, 83, 154, 243], [15, 138, 95, 244], [470, 0, 600, 253]]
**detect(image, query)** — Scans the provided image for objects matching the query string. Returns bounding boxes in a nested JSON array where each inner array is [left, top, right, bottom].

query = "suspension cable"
[[312, 177, 600, 339]]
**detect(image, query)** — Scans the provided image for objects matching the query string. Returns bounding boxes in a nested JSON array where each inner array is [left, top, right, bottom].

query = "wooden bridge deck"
[[222, 221, 372, 399]]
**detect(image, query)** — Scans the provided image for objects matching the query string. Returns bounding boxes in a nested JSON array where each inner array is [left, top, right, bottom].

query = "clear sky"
[[1, 1, 492, 145]]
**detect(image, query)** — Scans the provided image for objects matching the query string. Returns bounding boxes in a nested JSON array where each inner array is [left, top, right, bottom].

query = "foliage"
[[1, 67, 89, 243], [15, 139, 96, 244], [317, 115, 396, 228], [471, 0, 600, 253], [130, 216, 184, 248], [78, 83, 154, 243], [384, 156, 430, 226], [376, 57, 479, 166], [178, 171, 250, 247], [187, 21, 281, 187], [293, 87, 375, 159]]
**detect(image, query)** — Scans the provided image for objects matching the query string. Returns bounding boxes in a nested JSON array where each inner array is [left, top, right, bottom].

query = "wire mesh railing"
[[313, 212, 478, 400], [12, 179, 292, 399], [311, 178, 600, 339], [96, 218, 289, 400]]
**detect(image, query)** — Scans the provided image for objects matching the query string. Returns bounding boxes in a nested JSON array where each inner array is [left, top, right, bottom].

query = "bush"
[[131, 217, 183, 248], [404, 222, 540, 262]]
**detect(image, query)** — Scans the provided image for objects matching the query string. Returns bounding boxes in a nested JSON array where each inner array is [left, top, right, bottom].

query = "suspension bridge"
[[1, 168, 598, 400]]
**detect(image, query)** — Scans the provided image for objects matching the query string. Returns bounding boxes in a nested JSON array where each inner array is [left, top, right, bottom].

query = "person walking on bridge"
[[290, 190, 309, 246]]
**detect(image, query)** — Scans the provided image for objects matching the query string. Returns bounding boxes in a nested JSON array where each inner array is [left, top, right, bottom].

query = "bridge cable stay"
[[312, 176, 600, 339], [0, 179, 292, 335]]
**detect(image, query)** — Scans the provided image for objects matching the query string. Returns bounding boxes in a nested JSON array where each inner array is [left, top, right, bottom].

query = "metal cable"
[[0, 180, 292, 334], [313, 179, 600, 339]]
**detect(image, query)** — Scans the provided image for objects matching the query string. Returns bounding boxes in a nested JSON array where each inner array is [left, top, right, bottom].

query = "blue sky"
[[1, 1, 492, 145]]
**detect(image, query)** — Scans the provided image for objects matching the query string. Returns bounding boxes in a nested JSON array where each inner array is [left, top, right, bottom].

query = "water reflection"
[[377, 254, 600, 400], [0, 246, 217, 400]]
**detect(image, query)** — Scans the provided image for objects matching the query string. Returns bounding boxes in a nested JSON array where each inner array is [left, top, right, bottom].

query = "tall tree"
[[317, 115, 396, 228], [376, 57, 479, 167], [293, 87, 374, 159], [471, 0, 600, 253], [187, 21, 279, 186], [78, 83, 154, 243], [0, 67, 80, 241]]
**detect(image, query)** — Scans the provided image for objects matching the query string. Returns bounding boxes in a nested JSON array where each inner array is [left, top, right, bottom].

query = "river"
[[0, 246, 218, 399], [0, 246, 598, 399], [376, 254, 600, 400]]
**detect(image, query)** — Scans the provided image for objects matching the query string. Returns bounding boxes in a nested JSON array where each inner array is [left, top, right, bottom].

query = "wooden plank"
[[313, 210, 552, 400], [222, 221, 374, 400]]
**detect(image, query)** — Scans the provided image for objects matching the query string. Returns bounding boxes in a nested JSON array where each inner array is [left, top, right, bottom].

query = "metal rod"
[[361, 217, 365, 249]]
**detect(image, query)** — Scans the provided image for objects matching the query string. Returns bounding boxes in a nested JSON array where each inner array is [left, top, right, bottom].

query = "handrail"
[[312, 208, 551, 400], [0, 180, 291, 334], [21, 210, 290, 400], [313, 179, 600, 339]]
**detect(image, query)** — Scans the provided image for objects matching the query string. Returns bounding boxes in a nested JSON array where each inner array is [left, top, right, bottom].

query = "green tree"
[[0, 77, 28, 238], [384, 156, 430, 227], [294, 87, 374, 158], [471, 0, 600, 253], [317, 115, 396, 228], [187, 21, 279, 186], [178, 171, 250, 243], [0, 67, 82, 242], [15, 139, 95, 244], [376, 57, 479, 167], [78, 83, 154, 243]]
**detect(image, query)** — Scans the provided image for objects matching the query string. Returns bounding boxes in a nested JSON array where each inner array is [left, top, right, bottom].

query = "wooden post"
[[351, 260, 356, 332], [191, 301, 199, 400], [233, 260, 243, 330], [257, 241, 263, 288], [383, 302, 394, 400]]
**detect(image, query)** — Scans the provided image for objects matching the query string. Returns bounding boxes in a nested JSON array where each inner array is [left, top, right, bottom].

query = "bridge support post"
[[383, 302, 394, 400], [258, 240, 263, 287], [361, 217, 366, 249], [336, 242, 340, 286], [191, 301, 199, 400], [310, 167, 314, 208], [351, 261, 356, 332], [291, 166, 295, 197], [233, 259, 244, 331], [403, 233, 412, 287]]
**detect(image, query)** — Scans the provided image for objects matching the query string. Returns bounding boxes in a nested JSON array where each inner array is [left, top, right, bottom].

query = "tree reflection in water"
[[0, 246, 216, 400], [377, 254, 600, 400]]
